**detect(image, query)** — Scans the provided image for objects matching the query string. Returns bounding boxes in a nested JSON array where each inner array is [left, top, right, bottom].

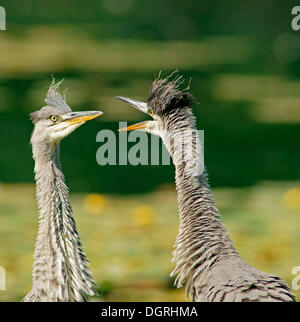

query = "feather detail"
[[45, 78, 71, 112]]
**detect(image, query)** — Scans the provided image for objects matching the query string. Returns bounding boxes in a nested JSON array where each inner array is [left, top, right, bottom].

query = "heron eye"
[[149, 108, 154, 116], [51, 115, 57, 123]]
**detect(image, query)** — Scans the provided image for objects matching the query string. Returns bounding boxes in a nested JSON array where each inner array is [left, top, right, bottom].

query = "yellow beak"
[[66, 111, 103, 125], [118, 121, 148, 132]]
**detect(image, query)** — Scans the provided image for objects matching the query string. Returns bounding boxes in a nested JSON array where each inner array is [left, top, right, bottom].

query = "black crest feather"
[[148, 71, 195, 115]]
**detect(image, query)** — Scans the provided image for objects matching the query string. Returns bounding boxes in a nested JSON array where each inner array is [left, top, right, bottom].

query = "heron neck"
[[163, 112, 238, 288], [29, 142, 96, 301]]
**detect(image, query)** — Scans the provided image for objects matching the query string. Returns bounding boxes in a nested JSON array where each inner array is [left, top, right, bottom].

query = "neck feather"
[[162, 109, 238, 289], [29, 142, 96, 302]]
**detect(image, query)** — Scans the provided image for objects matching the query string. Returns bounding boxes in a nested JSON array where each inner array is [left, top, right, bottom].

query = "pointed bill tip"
[[115, 96, 149, 115], [65, 111, 103, 125]]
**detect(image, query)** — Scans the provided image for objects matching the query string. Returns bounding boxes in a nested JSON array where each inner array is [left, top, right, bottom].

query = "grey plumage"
[[23, 81, 102, 302], [117, 73, 296, 302]]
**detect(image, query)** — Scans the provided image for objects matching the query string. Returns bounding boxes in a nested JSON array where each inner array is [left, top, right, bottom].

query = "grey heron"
[[116, 73, 295, 302], [23, 81, 102, 302]]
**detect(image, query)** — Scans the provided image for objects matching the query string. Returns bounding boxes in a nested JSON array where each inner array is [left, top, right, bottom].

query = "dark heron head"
[[116, 72, 195, 136]]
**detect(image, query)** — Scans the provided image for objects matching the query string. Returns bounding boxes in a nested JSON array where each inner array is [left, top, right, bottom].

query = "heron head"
[[30, 106, 103, 144], [116, 72, 195, 137], [30, 81, 103, 147]]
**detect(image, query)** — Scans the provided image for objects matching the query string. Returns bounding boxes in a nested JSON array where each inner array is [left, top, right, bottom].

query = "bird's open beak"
[[116, 96, 150, 115], [63, 111, 103, 125], [116, 96, 151, 132]]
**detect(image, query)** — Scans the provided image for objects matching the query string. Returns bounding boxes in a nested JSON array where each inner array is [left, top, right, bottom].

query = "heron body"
[[117, 73, 295, 302], [23, 82, 102, 302]]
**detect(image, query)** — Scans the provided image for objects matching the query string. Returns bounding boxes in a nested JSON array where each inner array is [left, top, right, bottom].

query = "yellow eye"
[[51, 115, 57, 122], [149, 109, 154, 116]]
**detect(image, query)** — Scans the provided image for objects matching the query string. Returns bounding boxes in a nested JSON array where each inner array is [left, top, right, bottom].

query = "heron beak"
[[63, 111, 103, 125], [116, 96, 153, 132], [118, 121, 148, 132], [115, 96, 150, 115]]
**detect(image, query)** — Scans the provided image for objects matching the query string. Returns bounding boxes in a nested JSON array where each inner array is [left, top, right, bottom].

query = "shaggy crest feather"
[[45, 78, 71, 113], [30, 79, 71, 124], [148, 72, 195, 115]]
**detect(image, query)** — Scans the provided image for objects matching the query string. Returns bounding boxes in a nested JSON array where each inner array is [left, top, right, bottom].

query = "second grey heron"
[[23, 81, 102, 302]]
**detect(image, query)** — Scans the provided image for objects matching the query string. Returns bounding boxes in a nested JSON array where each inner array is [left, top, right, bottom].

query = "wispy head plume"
[[148, 71, 195, 115], [45, 78, 72, 112]]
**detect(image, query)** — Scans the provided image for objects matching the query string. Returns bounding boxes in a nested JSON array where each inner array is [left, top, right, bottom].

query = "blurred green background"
[[0, 0, 299, 301]]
